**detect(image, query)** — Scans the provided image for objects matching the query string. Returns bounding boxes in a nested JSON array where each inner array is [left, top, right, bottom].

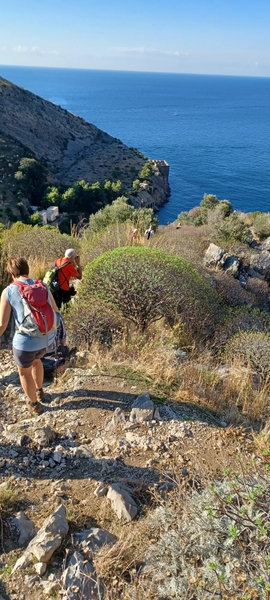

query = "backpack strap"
[[54, 260, 72, 290]]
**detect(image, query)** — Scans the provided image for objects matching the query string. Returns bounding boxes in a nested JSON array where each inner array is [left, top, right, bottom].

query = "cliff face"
[[0, 76, 170, 210]]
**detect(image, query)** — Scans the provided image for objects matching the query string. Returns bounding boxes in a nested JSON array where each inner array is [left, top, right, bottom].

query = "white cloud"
[[115, 46, 188, 58], [12, 45, 28, 53], [12, 45, 59, 56]]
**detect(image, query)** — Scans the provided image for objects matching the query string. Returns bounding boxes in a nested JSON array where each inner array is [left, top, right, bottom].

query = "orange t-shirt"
[[55, 257, 79, 291]]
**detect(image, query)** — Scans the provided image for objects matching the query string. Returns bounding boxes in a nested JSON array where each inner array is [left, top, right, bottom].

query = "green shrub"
[[213, 306, 270, 349], [252, 212, 270, 240], [200, 193, 219, 224], [207, 200, 233, 225], [80, 247, 223, 338], [139, 161, 152, 180], [14, 157, 47, 204], [225, 331, 270, 380], [86, 196, 157, 238], [215, 212, 251, 243]]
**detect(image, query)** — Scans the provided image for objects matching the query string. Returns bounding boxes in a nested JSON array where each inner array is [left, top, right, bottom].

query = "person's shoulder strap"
[[55, 259, 70, 271]]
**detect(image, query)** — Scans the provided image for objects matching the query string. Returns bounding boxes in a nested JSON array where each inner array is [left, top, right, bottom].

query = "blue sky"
[[1, 0, 270, 76]]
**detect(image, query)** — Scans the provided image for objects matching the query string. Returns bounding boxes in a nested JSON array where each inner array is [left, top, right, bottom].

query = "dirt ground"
[[0, 349, 260, 600]]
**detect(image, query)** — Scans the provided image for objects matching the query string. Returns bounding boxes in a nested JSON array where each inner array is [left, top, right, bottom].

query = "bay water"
[[1, 65, 270, 224]]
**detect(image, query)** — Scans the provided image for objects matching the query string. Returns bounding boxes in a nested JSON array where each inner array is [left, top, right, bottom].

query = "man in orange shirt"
[[54, 249, 82, 309]]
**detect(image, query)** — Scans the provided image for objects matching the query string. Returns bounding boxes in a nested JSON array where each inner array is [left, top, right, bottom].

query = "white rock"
[[35, 561, 47, 575]]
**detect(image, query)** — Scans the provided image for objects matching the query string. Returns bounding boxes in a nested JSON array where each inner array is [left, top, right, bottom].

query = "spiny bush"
[[141, 472, 270, 599], [213, 306, 270, 349], [80, 247, 223, 338], [1, 223, 78, 263], [64, 298, 124, 348], [245, 277, 270, 312], [225, 331, 270, 382], [213, 272, 254, 307]]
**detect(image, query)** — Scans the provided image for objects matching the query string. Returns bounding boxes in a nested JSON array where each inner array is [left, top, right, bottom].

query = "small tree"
[[29, 211, 43, 226], [42, 186, 62, 208], [87, 196, 133, 235], [139, 162, 152, 180], [14, 157, 47, 204], [132, 179, 141, 191]]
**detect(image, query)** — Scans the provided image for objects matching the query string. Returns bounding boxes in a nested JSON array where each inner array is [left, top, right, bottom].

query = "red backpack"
[[14, 280, 56, 338]]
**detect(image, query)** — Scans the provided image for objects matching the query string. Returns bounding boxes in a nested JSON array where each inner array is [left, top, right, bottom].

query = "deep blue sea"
[[1, 65, 270, 224]]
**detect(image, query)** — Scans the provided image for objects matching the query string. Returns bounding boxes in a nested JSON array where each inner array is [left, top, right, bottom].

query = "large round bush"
[[80, 246, 223, 337]]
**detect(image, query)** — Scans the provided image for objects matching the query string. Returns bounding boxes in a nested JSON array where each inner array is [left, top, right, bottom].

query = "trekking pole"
[[53, 339, 58, 385]]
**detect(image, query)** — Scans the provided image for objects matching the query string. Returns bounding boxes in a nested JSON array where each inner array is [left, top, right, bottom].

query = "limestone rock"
[[223, 255, 240, 276], [12, 511, 36, 545], [73, 527, 116, 555], [130, 392, 154, 423], [204, 243, 226, 268], [106, 407, 126, 430], [250, 250, 270, 277], [107, 483, 138, 521], [71, 445, 93, 458], [94, 483, 108, 497], [62, 550, 104, 599], [12, 504, 69, 572], [35, 561, 47, 575]]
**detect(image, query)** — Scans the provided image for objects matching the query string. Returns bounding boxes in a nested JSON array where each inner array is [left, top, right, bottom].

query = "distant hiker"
[[176, 222, 182, 229], [0, 257, 59, 415], [145, 225, 154, 240], [53, 249, 82, 309], [131, 228, 138, 240]]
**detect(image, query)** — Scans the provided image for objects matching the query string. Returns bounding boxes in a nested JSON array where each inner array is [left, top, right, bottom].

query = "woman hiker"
[[0, 257, 59, 415]]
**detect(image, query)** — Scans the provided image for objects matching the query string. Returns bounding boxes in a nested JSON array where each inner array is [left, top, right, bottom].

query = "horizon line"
[[0, 63, 270, 80]]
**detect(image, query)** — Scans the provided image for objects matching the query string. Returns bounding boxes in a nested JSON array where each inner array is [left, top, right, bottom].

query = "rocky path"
[[0, 349, 253, 600]]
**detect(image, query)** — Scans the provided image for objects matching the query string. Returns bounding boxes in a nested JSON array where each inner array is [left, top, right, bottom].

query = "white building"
[[39, 210, 48, 225], [46, 206, 59, 222]]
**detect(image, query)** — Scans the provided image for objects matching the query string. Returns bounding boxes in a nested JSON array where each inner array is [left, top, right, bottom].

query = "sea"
[[1, 65, 270, 224]]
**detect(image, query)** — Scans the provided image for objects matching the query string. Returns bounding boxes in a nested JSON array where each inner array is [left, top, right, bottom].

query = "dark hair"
[[6, 257, 29, 278]]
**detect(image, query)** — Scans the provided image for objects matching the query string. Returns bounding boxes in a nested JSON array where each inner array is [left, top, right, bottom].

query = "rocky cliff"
[[0, 76, 170, 211]]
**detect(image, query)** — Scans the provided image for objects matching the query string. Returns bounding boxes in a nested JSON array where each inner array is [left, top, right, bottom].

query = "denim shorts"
[[13, 347, 47, 369]]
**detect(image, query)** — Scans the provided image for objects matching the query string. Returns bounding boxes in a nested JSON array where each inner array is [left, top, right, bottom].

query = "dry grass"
[[72, 320, 270, 428], [151, 223, 212, 275], [81, 221, 153, 266], [0, 485, 20, 511]]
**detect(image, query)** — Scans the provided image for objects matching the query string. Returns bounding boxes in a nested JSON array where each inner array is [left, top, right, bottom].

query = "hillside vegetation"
[[0, 76, 170, 226], [1, 177, 270, 595]]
